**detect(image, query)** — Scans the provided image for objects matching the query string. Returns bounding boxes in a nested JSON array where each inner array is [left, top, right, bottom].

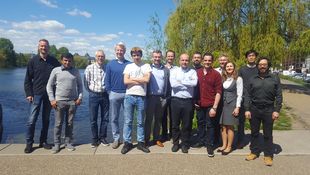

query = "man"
[[215, 54, 229, 73], [84, 50, 109, 147], [192, 52, 202, 69], [244, 57, 282, 166], [121, 47, 151, 154], [195, 52, 222, 157], [105, 42, 131, 149], [24, 39, 61, 153], [46, 53, 83, 154], [170, 53, 198, 153], [145, 50, 170, 147], [161, 50, 175, 141], [237, 50, 259, 148]]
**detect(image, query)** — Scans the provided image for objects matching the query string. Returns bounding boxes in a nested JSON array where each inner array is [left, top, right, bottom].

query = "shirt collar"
[[61, 65, 72, 70]]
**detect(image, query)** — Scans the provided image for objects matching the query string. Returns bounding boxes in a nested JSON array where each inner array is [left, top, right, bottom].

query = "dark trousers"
[[237, 105, 246, 143], [250, 106, 274, 157], [162, 98, 172, 138], [198, 107, 218, 147], [170, 97, 193, 147], [196, 108, 206, 144]]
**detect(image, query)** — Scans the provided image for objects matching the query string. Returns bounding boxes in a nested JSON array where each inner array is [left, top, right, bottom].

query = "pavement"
[[0, 130, 309, 156]]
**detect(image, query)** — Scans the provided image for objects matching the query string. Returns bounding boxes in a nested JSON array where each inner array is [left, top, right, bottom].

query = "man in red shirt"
[[195, 52, 222, 157]]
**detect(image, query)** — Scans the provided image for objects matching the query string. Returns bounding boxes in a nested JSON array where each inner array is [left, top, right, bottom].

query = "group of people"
[[23, 39, 282, 166]]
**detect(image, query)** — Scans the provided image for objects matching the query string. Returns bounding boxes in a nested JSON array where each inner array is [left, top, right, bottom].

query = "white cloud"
[[64, 29, 80, 34], [0, 19, 8, 24], [12, 20, 65, 31], [38, 0, 58, 8], [127, 33, 133, 36], [118, 32, 124, 35], [91, 34, 119, 42], [67, 8, 92, 18], [137, 34, 145, 38]]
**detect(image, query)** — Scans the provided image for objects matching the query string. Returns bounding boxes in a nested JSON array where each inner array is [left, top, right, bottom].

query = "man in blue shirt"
[[104, 42, 130, 149]]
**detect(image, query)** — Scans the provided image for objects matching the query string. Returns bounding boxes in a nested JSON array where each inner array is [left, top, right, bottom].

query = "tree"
[[0, 38, 16, 67], [165, 0, 310, 69]]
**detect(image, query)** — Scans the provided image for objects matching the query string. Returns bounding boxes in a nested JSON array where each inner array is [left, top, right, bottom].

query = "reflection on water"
[[0, 68, 125, 144]]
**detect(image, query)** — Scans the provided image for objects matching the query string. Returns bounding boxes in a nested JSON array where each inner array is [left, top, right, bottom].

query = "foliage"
[[0, 38, 16, 68], [73, 55, 88, 69], [165, 0, 310, 67]]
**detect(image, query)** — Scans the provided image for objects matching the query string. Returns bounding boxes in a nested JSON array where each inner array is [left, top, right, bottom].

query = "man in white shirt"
[[121, 47, 152, 154]]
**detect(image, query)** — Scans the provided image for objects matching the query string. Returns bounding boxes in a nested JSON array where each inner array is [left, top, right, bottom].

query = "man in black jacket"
[[244, 57, 282, 166], [24, 39, 61, 153]]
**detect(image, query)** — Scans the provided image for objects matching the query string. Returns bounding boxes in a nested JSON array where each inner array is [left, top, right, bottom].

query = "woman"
[[218, 61, 243, 155]]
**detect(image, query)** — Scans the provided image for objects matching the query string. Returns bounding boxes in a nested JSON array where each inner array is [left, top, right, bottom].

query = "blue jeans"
[[123, 95, 145, 143], [89, 92, 109, 143], [54, 100, 77, 145], [26, 94, 51, 145], [109, 91, 125, 142]]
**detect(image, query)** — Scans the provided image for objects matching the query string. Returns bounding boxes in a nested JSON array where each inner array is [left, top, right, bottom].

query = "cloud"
[[64, 29, 80, 34], [137, 34, 145, 38], [38, 0, 58, 8], [67, 8, 92, 18], [118, 32, 124, 35], [90, 34, 119, 42], [0, 19, 8, 24], [12, 20, 65, 31]]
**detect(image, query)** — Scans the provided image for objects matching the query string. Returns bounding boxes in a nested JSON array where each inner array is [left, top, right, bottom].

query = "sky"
[[0, 0, 176, 59]]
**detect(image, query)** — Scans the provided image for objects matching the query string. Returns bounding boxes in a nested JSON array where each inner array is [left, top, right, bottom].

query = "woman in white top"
[[218, 61, 243, 155]]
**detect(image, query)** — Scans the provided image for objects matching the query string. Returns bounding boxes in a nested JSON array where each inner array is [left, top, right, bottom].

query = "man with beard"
[[244, 57, 282, 166]]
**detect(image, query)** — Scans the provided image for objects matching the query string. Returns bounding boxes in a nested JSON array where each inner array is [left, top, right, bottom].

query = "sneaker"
[[181, 145, 189, 153], [207, 146, 215, 157], [39, 142, 52, 150], [171, 144, 179, 152], [245, 153, 258, 161], [191, 142, 204, 148], [264, 156, 273, 166], [137, 142, 150, 153], [51, 144, 60, 154], [112, 140, 120, 149], [121, 142, 133, 154], [156, 140, 164, 147], [91, 142, 99, 148], [66, 143, 75, 151], [24, 144, 33, 154], [100, 138, 110, 146]]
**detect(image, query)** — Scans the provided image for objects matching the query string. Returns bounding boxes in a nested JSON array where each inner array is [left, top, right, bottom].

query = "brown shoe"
[[156, 141, 164, 147], [264, 156, 273, 166], [245, 153, 258, 161]]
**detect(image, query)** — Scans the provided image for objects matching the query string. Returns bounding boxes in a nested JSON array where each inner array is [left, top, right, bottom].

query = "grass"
[[280, 75, 310, 89]]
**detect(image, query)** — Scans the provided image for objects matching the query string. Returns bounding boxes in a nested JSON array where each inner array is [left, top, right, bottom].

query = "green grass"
[[280, 75, 310, 89]]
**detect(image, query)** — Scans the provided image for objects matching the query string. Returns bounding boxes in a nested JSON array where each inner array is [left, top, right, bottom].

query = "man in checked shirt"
[[84, 50, 110, 148]]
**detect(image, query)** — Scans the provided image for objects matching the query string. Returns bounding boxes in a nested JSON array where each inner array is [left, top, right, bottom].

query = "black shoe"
[[191, 142, 204, 148], [137, 142, 150, 153], [171, 144, 179, 152], [39, 142, 52, 150], [24, 144, 33, 154], [121, 142, 133, 154], [181, 145, 189, 153], [91, 141, 100, 148], [207, 146, 215, 157]]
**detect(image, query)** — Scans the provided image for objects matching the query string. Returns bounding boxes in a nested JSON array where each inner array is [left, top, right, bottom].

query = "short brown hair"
[[130, 47, 143, 56]]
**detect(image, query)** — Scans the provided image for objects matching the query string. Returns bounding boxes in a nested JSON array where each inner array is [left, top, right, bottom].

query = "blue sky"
[[0, 0, 176, 59]]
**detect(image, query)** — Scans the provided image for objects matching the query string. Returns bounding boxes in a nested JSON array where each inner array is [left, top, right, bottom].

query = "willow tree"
[[165, 0, 310, 68]]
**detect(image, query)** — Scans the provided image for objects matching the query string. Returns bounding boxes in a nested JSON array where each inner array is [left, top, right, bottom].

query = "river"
[[0, 68, 122, 144]]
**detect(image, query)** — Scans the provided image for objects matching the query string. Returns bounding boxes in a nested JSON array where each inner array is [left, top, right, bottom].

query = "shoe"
[[24, 144, 33, 154], [181, 145, 189, 153], [112, 140, 121, 149], [39, 142, 52, 150], [217, 148, 225, 152], [121, 142, 133, 154], [66, 143, 75, 151], [100, 138, 110, 146], [112, 140, 120, 149], [245, 153, 258, 161], [191, 142, 204, 148], [207, 146, 215, 157], [171, 144, 179, 152], [264, 156, 273, 166], [236, 142, 244, 149], [137, 142, 150, 153], [156, 141, 164, 147], [51, 144, 60, 154], [221, 148, 232, 156], [91, 142, 99, 148]]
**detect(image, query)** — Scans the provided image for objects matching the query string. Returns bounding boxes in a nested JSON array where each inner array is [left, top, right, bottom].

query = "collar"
[[152, 63, 164, 69], [247, 64, 256, 68], [61, 65, 72, 70]]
